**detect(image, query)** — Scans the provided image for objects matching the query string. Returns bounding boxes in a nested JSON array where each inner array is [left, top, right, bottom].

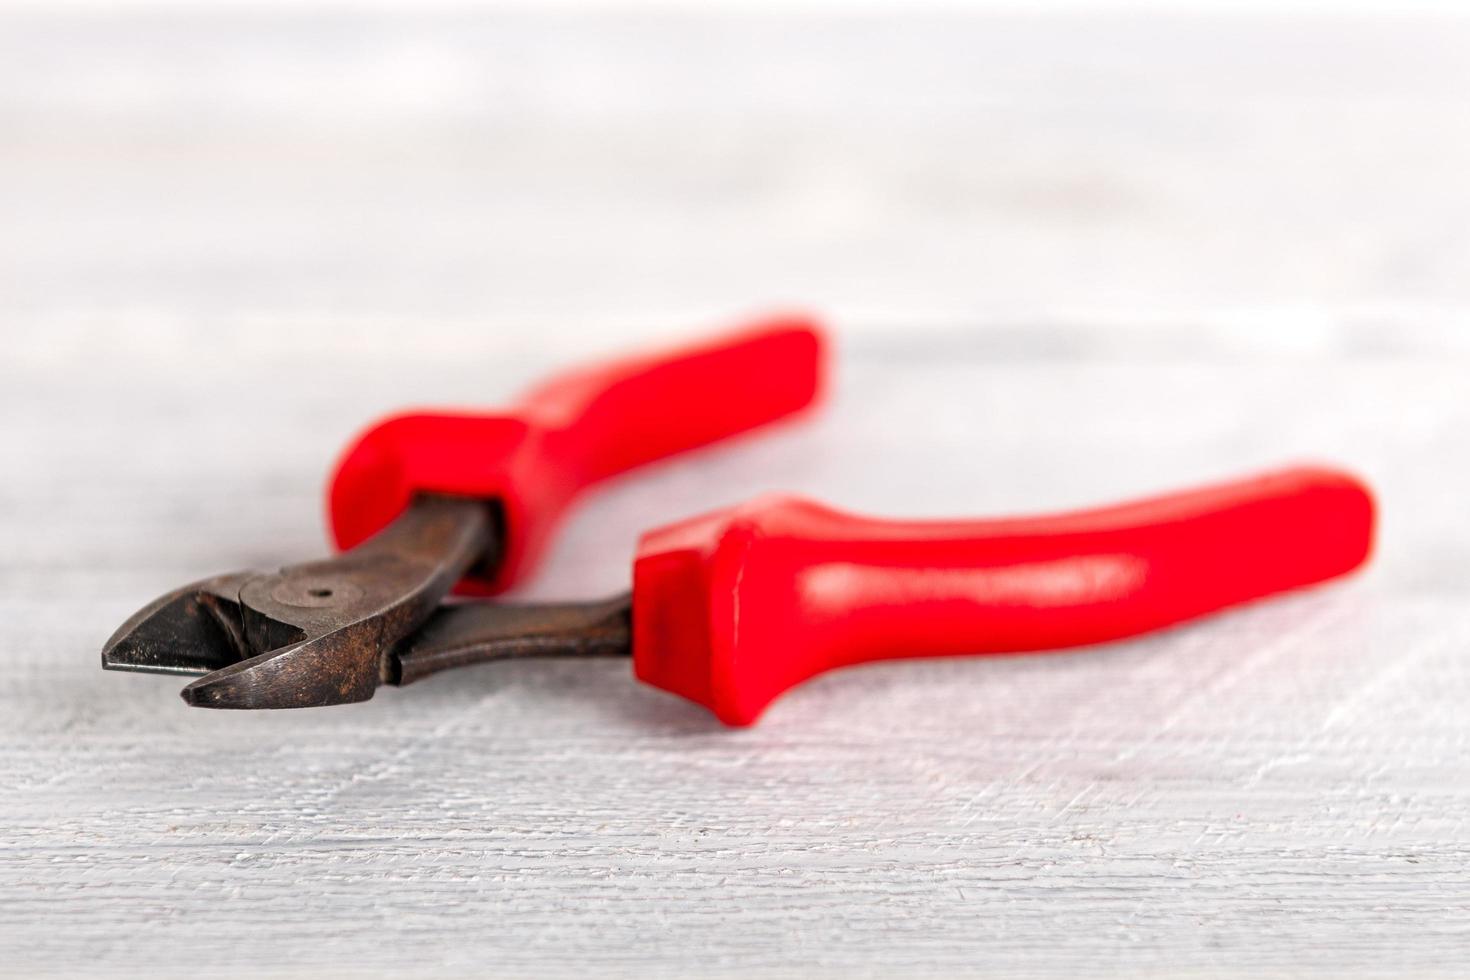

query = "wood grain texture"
[[2, 5, 1469, 978]]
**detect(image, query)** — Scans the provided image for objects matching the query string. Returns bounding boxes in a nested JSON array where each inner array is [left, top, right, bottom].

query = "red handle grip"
[[631, 466, 1375, 725], [329, 316, 825, 593]]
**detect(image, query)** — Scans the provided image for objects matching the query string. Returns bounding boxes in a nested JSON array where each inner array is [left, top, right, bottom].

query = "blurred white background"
[[4, 0, 1469, 352]]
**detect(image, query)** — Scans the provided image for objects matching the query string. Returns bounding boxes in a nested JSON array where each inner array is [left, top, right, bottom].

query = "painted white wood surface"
[[3, 5, 1469, 978]]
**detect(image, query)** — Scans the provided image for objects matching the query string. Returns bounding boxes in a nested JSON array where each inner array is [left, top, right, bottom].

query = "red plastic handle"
[[631, 466, 1375, 725], [329, 316, 825, 593]]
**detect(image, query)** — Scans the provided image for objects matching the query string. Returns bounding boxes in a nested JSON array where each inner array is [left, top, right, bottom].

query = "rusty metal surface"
[[103, 495, 496, 708], [394, 594, 632, 687], [98, 571, 256, 676], [102, 493, 634, 708]]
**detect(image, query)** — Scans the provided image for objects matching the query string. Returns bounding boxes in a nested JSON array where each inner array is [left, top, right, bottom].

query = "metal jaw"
[[101, 495, 631, 709]]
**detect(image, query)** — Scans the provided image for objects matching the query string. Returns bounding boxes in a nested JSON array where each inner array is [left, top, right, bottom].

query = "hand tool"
[[102, 317, 1375, 725]]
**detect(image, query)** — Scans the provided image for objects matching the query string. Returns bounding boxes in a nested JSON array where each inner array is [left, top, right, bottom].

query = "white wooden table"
[[3, 5, 1468, 977]]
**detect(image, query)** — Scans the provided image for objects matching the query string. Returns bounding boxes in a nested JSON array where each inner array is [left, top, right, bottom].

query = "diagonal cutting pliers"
[[102, 317, 1375, 725]]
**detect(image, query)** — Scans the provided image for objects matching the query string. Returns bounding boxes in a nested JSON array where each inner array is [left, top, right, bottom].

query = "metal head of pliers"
[[102, 495, 631, 709]]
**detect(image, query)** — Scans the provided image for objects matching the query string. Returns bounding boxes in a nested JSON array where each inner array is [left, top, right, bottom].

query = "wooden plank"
[[6, 333, 1468, 977]]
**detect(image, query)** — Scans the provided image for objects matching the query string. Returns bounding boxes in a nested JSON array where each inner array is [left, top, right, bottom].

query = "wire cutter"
[[102, 317, 1375, 725]]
